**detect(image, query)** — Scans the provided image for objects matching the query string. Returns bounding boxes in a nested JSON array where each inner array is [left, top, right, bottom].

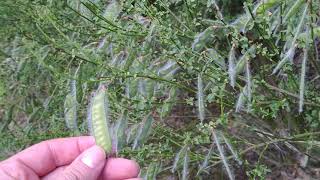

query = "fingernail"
[[81, 145, 106, 168]]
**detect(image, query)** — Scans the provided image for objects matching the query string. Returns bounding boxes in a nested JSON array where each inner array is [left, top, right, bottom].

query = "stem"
[[205, 131, 320, 170]]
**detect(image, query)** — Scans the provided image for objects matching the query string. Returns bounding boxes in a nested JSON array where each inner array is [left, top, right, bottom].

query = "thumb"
[[58, 145, 106, 180]]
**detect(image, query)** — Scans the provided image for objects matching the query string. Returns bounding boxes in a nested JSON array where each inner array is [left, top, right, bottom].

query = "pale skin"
[[0, 136, 141, 180]]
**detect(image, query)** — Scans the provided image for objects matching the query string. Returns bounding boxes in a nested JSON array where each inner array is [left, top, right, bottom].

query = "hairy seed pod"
[[228, 44, 236, 87], [171, 145, 186, 173], [132, 114, 154, 150], [64, 93, 78, 130], [144, 162, 162, 180], [160, 87, 177, 120], [115, 111, 128, 151], [235, 46, 256, 76], [255, 0, 283, 15], [103, 0, 121, 21], [197, 144, 214, 175], [235, 86, 246, 112], [221, 133, 242, 165], [272, 46, 296, 74], [213, 131, 235, 180], [64, 80, 78, 131], [299, 47, 308, 113], [182, 148, 189, 180], [197, 75, 205, 122], [88, 85, 112, 153], [245, 59, 252, 111], [192, 26, 215, 52], [273, 4, 308, 75], [283, 0, 304, 22], [291, 4, 308, 44]]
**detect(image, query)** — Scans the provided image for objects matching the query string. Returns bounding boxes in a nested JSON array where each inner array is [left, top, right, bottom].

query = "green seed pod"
[[283, 0, 304, 22], [115, 111, 128, 151], [144, 162, 162, 180], [132, 114, 154, 150], [192, 26, 215, 52], [235, 46, 256, 75], [182, 148, 189, 180], [88, 85, 112, 153], [102, 0, 121, 21], [255, 0, 283, 15], [64, 80, 78, 132]]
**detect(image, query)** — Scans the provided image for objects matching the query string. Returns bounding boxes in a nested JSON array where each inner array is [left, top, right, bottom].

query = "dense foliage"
[[1, 0, 320, 179]]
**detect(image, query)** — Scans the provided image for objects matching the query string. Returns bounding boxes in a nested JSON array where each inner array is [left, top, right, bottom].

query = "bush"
[[1, 0, 320, 179]]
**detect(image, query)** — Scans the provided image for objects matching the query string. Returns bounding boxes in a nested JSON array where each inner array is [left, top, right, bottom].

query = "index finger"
[[5, 136, 95, 176]]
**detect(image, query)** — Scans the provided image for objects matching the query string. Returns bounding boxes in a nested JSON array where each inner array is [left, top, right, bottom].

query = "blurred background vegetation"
[[1, 0, 320, 179]]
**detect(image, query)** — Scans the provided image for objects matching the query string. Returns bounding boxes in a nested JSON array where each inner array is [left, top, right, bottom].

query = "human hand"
[[0, 136, 140, 180]]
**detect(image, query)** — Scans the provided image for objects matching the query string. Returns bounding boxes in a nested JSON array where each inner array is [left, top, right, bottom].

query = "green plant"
[[247, 164, 271, 180], [1, 0, 320, 179]]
